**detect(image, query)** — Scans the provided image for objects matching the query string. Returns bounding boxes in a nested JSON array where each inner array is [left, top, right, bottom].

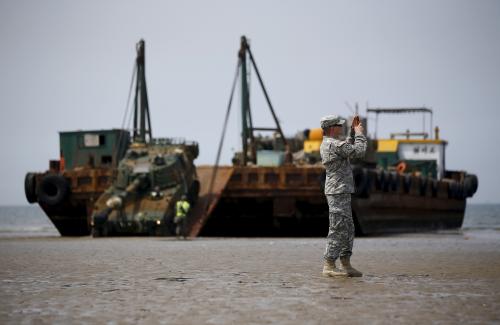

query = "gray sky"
[[1, 0, 499, 205]]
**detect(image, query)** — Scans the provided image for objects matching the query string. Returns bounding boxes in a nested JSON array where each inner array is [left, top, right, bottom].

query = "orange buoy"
[[396, 161, 407, 174]]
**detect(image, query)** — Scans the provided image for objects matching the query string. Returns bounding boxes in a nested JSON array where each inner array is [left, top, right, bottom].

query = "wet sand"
[[1, 231, 499, 324]]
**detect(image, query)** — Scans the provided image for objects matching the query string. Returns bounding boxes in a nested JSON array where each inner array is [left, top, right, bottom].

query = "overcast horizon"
[[1, 0, 499, 205]]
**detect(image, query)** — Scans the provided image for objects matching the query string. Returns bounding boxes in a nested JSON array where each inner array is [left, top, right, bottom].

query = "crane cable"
[[113, 62, 137, 165], [121, 63, 138, 132], [204, 60, 241, 213]]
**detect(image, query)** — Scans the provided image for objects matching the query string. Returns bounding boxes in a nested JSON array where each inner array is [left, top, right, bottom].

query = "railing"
[[150, 138, 198, 147]]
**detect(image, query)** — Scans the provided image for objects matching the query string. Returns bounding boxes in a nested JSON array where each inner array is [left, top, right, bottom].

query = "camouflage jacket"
[[320, 131, 367, 194]]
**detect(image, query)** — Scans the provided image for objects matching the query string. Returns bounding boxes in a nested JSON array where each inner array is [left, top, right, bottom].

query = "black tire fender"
[[431, 179, 439, 197], [464, 174, 478, 197], [353, 167, 369, 197], [38, 174, 69, 206], [448, 181, 459, 199], [389, 172, 399, 192], [381, 171, 391, 192], [419, 177, 428, 196], [456, 183, 465, 199], [24, 173, 38, 203], [403, 174, 412, 193], [375, 170, 385, 191], [367, 169, 378, 191]]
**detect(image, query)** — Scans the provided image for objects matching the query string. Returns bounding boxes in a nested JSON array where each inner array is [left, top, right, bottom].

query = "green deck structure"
[[59, 129, 130, 170]]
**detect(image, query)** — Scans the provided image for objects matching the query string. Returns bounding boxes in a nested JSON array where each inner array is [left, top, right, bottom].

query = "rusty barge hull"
[[30, 165, 467, 237], [352, 193, 465, 234], [194, 165, 467, 237], [31, 168, 113, 236]]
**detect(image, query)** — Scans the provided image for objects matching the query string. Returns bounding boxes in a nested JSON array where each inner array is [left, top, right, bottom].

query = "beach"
[[1, 231, 499, 324]]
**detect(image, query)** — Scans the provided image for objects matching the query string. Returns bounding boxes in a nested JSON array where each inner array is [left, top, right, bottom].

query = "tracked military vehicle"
[[91, 140, 199, 236], [91, 40, 199, 237]]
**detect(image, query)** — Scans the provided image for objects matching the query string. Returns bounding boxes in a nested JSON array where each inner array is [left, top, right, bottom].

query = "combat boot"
[[322, 260, 348, 277], [339, 256, 363, 277]]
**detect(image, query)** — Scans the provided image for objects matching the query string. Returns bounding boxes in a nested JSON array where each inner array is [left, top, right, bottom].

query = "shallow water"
[[0, 206, 58, 237], [0, 203, 499, 237]]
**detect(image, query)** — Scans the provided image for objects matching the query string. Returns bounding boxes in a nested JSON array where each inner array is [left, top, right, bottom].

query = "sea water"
[[0, 206, 58, 237], [0, 204, 499, 237]]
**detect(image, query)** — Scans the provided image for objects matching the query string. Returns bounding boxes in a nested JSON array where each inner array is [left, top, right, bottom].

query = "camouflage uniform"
[[320, 116, 366, 262]]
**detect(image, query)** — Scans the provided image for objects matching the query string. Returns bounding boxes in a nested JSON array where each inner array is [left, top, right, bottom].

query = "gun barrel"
[[125, 177, 143, 193]]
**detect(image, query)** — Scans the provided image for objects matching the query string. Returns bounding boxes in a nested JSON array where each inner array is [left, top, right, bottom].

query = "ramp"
[[187, 165, 234, 237]]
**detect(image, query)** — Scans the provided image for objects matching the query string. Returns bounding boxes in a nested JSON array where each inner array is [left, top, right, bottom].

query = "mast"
[[238, 36, 287, 165], [132, 39, 153, 144], [239, 38, 250, 165]]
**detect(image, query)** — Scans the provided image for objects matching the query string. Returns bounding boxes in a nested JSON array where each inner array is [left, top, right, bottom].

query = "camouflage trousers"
[[324, 193, 354, 262]]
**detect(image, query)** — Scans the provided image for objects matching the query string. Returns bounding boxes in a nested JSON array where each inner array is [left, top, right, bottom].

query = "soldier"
[[175, 195, 190, 238], [320, 115, 366, 277]]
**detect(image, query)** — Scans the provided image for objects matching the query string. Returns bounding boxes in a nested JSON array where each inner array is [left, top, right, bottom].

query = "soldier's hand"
[[352, 115, 360, 127], [354, 123, 364, 135]]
